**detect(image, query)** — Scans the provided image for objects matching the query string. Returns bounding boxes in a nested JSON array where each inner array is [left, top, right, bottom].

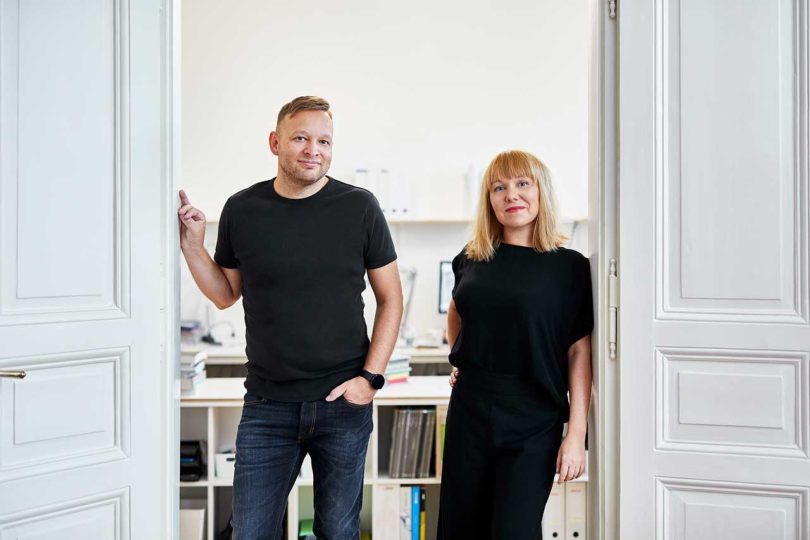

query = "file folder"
[[542, 482, 566, 538], [565, 482, 587, 539]]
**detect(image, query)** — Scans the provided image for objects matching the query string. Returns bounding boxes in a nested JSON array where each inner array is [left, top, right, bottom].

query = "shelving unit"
[[180, 376, 587, 540], [180, 377, 452, 539]]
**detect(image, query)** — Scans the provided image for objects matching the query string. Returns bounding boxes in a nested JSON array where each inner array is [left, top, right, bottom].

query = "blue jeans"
[[231, 392, 373, 540]]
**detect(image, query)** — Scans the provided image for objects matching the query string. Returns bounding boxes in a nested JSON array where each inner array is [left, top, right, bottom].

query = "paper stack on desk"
[[181, 350, 207, 393]]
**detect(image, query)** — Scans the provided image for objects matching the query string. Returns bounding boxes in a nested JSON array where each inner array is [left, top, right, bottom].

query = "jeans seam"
[[277, 450, 302, 535], [309, 401, 316, 436]]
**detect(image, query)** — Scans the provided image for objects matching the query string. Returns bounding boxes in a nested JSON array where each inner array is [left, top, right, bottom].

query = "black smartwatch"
[[360, 370, 386, 390]]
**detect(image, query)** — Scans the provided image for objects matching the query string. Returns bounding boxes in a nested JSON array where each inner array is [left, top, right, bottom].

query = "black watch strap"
[[361, 369, 386, 390]]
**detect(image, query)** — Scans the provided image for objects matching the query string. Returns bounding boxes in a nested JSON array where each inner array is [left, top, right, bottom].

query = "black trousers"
[[437, 367, 563, 540]]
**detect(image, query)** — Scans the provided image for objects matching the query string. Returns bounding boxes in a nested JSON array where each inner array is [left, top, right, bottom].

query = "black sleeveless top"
[[449, 244, 593, 420]]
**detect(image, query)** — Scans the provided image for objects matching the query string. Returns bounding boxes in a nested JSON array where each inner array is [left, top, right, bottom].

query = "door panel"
[[658, 480, 802, 540], [619, 0, 810, 538], [0, 0, 129, 325], [0, 349, 129, 481], [659, 0, 804, 322], [0, 490, 127, 540], [657, 348, 806, 457]]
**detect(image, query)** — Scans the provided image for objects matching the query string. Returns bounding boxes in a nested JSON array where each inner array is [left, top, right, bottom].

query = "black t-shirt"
[[449, 244, 593, 420], [214, 177, 397, 401]]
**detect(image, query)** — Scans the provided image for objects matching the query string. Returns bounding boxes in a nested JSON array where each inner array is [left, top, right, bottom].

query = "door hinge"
[[608, 0, 617, 19], [608, 258, 619, 360]]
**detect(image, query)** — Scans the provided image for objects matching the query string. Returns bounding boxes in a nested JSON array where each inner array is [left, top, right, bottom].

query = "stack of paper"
[[386, 354, 411, 384], [181, 350, 207, 393]]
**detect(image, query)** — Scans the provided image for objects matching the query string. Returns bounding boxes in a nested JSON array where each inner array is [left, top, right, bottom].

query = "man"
[[178, 96, 403, 540]]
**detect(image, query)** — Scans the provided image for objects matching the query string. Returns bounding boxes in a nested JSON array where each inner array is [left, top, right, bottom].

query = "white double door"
[[0, 1, 175, 539], [618, 0, 810, 538]]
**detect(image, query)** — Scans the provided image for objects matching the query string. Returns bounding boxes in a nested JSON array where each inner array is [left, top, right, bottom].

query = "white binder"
[[565, 482, 587, 539], [399, 486, 412, 540], [372, 484, 401, 540], [542, 482, 566, 538]]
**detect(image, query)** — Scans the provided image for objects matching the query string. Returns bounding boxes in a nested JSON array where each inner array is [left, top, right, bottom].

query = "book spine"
[[419, 488, 426, 540], [389, 409, 401, 478], [410, 486, 420, 540], [404, 410, 422, 478], [417, 410, 436, 478]]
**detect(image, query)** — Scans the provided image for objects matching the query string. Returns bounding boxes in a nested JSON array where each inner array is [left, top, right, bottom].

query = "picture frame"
[[438, 261, 453, 314]]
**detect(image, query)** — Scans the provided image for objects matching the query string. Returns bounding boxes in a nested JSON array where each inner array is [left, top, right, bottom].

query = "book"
[[417, 410, 435, 478], [402, 410, 423, 478], [410, 486, 420, 540], [389, 409, 406, 477], [385, 357, 411, 384], [394, 409, 412, 478], [385, 356, 411, 384], [419, 488, 426, 540], [386, 368, 412, 384]]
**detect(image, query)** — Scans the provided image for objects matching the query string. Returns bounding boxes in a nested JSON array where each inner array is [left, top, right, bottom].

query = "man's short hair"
[[276, 96, 332, 129]]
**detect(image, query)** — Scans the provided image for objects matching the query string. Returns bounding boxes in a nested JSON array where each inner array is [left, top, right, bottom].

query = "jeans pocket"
[[340, 395, 372, 409]]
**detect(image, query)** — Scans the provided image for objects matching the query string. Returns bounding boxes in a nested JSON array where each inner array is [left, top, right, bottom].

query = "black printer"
[[180, 440, 204, 481]]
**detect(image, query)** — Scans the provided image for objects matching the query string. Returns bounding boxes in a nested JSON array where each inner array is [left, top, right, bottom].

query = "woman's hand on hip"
[[449, 368, 459, 387], [556, 434, 586, 484]]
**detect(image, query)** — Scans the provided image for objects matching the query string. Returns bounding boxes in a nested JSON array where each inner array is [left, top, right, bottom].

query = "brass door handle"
[[0, 370, 26, 379]]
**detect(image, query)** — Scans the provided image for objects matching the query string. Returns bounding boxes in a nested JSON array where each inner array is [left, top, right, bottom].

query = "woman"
[[437, 150, 593, 539]]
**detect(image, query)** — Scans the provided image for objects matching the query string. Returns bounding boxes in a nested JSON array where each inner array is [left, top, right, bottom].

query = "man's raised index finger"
[[179, 189, 190, 205]]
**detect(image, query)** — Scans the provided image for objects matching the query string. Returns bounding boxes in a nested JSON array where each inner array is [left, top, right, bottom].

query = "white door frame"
[[163, 1, 617, 538], [591, 0, 624, 531], [164, 0, 182, 537], [588, 0, 619, 538]]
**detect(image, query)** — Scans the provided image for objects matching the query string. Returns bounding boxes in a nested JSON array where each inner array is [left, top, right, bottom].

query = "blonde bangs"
[[465, 150, 568, 262], [485, 151, 537, 187]]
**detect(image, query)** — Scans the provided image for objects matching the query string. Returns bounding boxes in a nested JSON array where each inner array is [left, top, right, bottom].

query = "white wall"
[[180, 0, 590, 340]]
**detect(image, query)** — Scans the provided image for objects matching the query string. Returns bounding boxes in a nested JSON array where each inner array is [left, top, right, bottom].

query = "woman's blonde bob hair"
[[465, 150, 567, 261]]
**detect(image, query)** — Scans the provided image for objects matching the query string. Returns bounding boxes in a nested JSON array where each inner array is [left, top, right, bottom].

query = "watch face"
[[370, 374, 385, 389]]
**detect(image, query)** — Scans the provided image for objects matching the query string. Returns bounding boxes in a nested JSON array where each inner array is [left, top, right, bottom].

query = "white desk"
[[180, 344, 451, 366]]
